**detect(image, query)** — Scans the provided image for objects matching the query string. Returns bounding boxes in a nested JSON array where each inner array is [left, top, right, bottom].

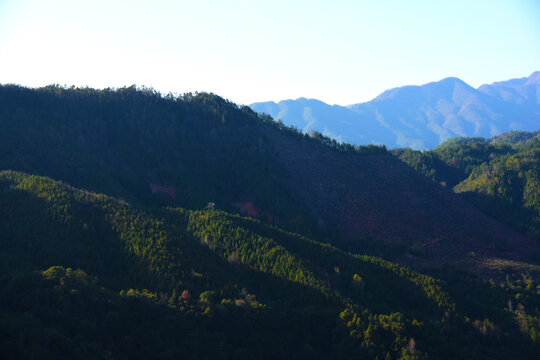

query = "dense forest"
[[1, 85, 536, 273], [0, 84, 387, 240], [1, 171, 539, 359], [394, 131, 540, 241], [0, 85, 539, 358]]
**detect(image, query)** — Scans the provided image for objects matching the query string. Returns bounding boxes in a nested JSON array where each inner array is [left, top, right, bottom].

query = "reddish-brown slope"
[[268, 129, 538, 266]]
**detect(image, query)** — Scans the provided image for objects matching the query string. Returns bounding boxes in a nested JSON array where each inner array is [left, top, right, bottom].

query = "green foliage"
[[455, 139, 540, 240], [394, 140, 515, 188], [0, 81, 539, 358], [1, 171, 537, 358], [42, 266, 96, 286], [437, 136, 489, 148], [491, 130, 540, 146], [395, 131, 540, 241], [0, 84, 390, 241]]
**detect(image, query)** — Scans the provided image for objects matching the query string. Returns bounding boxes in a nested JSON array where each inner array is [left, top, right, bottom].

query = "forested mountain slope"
[[455, 135, 540, 240], [394, 131, 540, 242], [1, 171, 539, 359], [0, 84, 537, 275]]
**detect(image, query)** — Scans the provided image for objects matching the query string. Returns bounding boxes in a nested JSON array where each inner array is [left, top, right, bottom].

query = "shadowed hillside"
[[0, 84, 537, 275], [394, 131, 540, 243], [1, 171, 539, 359], [265, 128, 538, 271]]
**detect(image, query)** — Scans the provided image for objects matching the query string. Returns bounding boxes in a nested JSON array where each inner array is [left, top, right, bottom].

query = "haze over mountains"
[[251, 72, 540, 150]]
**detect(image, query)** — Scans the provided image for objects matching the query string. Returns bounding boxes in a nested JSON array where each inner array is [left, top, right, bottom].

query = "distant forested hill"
[[251, 72, 540, 149]]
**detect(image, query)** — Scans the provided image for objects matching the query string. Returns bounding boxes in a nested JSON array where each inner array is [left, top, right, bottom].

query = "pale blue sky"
[[0, 0, 539, 105]]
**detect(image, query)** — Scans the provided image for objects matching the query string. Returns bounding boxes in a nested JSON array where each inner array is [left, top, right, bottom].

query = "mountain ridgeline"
[[0, 84, 537, 274], [394, 130, 540, 242], [251, 72, 540, 150], [0, 84, 539, 359]]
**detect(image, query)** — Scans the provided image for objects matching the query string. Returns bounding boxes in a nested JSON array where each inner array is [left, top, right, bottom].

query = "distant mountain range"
[[250, 72, 540, 149]]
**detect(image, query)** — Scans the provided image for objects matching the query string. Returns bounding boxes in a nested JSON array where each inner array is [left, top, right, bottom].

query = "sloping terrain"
[[251, 72, 540, 149], [0, 85, 313, 234], [478, 71, 540, 108], [250, 98, 392, 145], [395, 131, 540, 243], [1, 171, 538, 359], [454, 135, 540, 240], [265, 128, 539, 270], [0, 84, 537, 275]]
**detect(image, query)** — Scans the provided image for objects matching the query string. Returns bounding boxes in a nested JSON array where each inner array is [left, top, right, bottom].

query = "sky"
[[0, 0, 539, 105]]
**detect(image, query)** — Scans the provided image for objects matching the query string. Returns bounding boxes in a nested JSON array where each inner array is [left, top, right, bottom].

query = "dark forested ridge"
[[0, 84, 537, 275], [1, 85, 539, 358]]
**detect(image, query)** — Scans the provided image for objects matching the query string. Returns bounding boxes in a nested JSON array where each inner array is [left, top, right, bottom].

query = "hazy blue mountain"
[[251, 72, 540, 149], [249, 98, 392, 145], [478, 71, 540, 106]]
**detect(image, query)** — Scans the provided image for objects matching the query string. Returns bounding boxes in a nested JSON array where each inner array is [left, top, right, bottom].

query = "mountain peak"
[[251, 72, 540, 150], [373, 76, 473, 102], [526, 71, 540, 85], [438, 76, 465, 83], [427, 76, 474, 91]]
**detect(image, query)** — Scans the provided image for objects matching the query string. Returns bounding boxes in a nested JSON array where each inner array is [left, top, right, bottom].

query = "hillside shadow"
[[458, 191, 539, 248], [0, 182, 155, 291]]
